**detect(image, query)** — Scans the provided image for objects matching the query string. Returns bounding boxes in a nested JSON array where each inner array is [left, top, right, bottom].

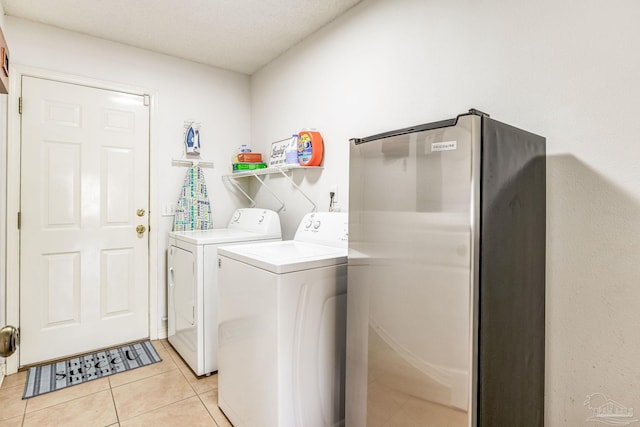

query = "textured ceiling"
[[1, 0, 361, 74]]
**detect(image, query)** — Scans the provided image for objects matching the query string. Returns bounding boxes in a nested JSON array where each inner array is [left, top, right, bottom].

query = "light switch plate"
[[161, 203, 176, 217]]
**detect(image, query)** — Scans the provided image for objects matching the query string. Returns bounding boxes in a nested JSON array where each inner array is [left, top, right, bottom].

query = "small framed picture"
[[268, 137, 290, 167], [183, 121, 201, 155]]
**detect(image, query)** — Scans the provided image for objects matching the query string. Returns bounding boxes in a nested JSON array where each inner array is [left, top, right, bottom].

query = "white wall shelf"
[[222, 165, 322, 212], [171, 158, 214, 168]]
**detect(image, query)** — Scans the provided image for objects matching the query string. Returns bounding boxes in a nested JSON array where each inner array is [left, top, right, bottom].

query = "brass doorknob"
[[0, 325, 19, 358], [136, 225, 146, 236], [137, 208, 145, 217]]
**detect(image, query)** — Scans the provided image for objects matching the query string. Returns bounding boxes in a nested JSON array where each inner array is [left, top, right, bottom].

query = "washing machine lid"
[[169, 228, 281, 245], [218, 240, 347, 274]]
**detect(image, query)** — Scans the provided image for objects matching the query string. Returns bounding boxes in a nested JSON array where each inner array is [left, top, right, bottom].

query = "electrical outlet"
[[329, 185, 338, 203], [329, 185, 340, 212]]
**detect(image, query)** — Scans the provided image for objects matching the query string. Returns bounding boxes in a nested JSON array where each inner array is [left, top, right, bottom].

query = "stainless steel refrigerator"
[[346, 109, 545, 427]]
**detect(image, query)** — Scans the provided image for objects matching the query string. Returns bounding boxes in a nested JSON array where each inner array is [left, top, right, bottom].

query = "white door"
[[19, 76, 150, 365]]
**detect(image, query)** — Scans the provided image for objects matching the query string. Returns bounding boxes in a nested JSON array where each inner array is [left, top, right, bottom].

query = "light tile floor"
[[0, 340, 232, 427]]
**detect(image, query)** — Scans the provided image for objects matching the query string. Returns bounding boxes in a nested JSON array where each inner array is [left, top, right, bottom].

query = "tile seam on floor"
[[0, 374, 27, 424], [109, 380, 121, 426], [0, 379, 25, 392], [0, 382, 25, 394], [24, 384, 111, 414], [196, 392, 221, 427], [380, 395, 413, 427], [172, 360, 200, 394], [23, 388, 114, 420], [25, 362, 176, 415], [108, 365, 180, 389], [116, 395, 203, 424]]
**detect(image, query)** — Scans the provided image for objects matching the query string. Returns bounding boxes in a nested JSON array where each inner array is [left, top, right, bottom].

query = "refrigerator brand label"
[[431, 141, 457, 152]]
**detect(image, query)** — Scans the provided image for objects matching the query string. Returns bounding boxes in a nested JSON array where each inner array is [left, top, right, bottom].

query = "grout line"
[[108, 364, 180, 390], [0, 372, 29, 426], [23, 384, 111, 413], [108, 367, 198, 422], [108, 377, 121, 426], [21, 378, 27, 427], [19, 389, 119, 427], [13, 341, 220, 426], [116, 395, 200, 424], [196, 392, 221, 427], [172, 358, 199, 395]]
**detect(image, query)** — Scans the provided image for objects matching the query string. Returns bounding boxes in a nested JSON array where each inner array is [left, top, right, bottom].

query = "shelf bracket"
[[224, 176, 256, 208], [276, 168, 317, 212], [252, 173, 286, 212], [222, 165, 321, 213]]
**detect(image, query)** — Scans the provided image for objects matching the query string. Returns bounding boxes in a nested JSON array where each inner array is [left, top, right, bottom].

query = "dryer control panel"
[[227, 208, 281, 235], [294, 212, 348, 248]]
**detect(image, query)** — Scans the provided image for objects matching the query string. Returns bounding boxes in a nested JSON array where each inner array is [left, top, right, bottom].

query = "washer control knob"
[[305, 220, 312, 229], [313, 220, 321, 230]]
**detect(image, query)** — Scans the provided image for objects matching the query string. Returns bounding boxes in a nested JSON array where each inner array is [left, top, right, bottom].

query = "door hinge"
[[18, 97, 22, 115], [143, 94, 150, 107], [17, 212, 21, 229]]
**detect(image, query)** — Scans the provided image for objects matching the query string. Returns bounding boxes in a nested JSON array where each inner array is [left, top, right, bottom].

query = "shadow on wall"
[[247, 168, 324, 240], [546, 154, 640, 424]]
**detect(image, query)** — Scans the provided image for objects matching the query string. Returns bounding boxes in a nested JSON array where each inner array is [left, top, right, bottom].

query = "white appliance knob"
[[313, 220, 321, 229], [232, 211, 241, 222], [305, 220, 312, 229], [258, 215, 264, 223]]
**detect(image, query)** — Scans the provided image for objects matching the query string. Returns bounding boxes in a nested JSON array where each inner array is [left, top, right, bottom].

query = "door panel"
[[101, 248, 134, 316], [103, 147, 133, 225], [347, 115, 478, 426], [44, 141, 80, 226], [20, 76, 150, 365], [43, 252, 80, 327], [167, 244, 198, 368], [169, 246, 195, 331]]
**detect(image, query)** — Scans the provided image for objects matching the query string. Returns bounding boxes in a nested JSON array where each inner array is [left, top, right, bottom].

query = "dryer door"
[[168, 245, 196, 338]]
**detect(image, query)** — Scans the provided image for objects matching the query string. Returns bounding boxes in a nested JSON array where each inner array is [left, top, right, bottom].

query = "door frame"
[[5, 64, 159, 374]]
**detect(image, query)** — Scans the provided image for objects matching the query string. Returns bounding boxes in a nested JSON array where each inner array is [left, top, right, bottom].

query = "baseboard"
[[157, 327, 168, 340], [0, 362, 6, 388]]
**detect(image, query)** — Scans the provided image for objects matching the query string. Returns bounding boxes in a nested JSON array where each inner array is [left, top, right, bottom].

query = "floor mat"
[[23, 340, 162, 399]]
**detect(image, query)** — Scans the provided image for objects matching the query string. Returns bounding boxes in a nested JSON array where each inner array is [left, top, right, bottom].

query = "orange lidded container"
[[237, 152, 262, 163], [297, 130, 323, 166]]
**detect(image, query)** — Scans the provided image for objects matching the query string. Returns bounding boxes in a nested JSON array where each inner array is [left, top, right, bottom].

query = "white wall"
[[3, 16, 252, 338], [251, 0, 640, 424], [0, 3, 7, 373]]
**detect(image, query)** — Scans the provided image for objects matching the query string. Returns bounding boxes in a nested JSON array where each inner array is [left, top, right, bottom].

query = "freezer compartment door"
[[347, 114, 479, 427]]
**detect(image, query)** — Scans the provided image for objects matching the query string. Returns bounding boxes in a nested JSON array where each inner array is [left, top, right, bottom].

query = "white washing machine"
[[167, 208, 281, 376], [217, 212, 348, 427]]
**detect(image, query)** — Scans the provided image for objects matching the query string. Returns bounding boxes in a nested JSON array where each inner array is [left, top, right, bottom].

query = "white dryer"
[[167, 208, 281, 376], [217, 212, 348, 427]]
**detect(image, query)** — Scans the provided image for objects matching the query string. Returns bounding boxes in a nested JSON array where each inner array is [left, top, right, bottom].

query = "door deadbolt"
[[136, 208, 145, 217], [136, 225, 146, 236]]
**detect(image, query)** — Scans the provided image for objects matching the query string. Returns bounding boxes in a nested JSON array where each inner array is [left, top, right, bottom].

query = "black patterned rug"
[[23, 340, 161, 399]]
